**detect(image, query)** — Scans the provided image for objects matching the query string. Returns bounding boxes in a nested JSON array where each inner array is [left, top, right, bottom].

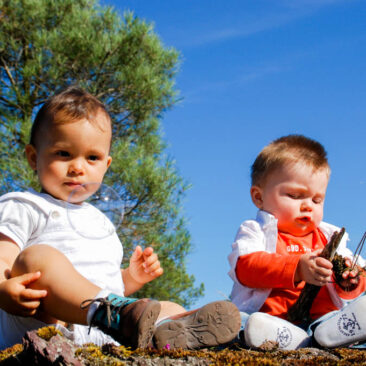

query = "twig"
[[351, 231, 366, 271], [287, 228, 345, 323]]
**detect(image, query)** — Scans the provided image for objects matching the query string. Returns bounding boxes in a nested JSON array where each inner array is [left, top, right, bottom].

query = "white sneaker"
[[314, 296, 366, 348], [244, 312, 311, 350]]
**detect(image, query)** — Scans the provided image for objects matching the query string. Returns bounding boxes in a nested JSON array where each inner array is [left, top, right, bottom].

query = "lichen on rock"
[[1, 326, 366, 365]]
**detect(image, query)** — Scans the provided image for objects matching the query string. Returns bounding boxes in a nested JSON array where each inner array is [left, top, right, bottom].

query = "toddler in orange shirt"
[[228, 134, 366, 349]]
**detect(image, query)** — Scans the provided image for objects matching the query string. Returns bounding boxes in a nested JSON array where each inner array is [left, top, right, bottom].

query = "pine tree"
[[0, 0, 204, 307]]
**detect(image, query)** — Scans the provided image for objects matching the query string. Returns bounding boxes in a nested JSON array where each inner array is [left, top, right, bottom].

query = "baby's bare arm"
[[0, 234, 47, 316], [0, 234, 20, 281], [295, 248, 333, 286]]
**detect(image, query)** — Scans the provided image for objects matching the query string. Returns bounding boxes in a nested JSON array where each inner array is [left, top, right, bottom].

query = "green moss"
[[36, 325, 63, 341], [2, 330, 366, 365], [101, 344, 133, 358], [76, 345, 125, 365], [0, 344, 23, 361]]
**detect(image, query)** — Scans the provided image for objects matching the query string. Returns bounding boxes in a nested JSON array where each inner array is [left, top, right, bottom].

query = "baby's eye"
[[287, 193, 300, 199], [88, 155, 99, 161], [313, 197, 323, 204], [56, 150, 70, 157]]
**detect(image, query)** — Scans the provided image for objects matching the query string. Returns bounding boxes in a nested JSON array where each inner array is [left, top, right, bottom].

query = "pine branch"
[[287, 228, 345, 323]]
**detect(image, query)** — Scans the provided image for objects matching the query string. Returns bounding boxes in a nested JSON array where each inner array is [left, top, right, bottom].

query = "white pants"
[[0, 309, 118, 350]]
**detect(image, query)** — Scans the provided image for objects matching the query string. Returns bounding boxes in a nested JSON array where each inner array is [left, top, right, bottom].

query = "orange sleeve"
[[235, 251, 301, 289]]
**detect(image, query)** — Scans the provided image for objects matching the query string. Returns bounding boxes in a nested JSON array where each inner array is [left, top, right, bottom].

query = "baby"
[[228, 135, 366, 349], [0, 86, 240, 350]]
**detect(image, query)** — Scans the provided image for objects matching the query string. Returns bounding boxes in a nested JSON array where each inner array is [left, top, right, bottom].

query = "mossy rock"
[[1, 326, 366, 365]]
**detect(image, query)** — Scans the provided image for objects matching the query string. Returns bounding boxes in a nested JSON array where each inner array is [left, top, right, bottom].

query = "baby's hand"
[[295, 249, 333, 286], [337, 257, 360, 290], [128, 245, 163, 285], [0, 271, 47, 317]]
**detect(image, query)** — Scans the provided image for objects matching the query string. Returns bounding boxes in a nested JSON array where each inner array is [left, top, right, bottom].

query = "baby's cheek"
[[313, 211, 323, 227]]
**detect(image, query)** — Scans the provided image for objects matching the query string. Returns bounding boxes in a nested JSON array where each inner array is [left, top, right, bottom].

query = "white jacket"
[[228, 210, 363, 314]]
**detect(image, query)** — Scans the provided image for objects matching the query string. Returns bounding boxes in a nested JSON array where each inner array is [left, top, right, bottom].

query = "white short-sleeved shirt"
[[0, 190, 124, 348]]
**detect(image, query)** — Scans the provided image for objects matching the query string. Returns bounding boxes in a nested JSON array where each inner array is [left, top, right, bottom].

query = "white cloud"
[[182, 63, 284, 105], [183, 12, 300, 48], [180, 0, 352, 48], [282, 0, 348, 9]]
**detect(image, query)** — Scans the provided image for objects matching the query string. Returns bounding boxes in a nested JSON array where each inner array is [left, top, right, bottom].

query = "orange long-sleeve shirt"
[[235, 228, 366, 321]]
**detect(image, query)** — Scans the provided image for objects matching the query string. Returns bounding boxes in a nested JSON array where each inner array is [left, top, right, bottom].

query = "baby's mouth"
[[65, 182, 82, 187], [297, 216, 311, 224]]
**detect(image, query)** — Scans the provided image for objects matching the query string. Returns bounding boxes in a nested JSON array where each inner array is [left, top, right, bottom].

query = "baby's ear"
[[25, 144, 37, 171], [106, 156, 112, 169], [250, 186, 263, 209]]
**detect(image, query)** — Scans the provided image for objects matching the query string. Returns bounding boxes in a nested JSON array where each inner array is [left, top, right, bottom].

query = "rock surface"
[[22, 330, 82, 366]]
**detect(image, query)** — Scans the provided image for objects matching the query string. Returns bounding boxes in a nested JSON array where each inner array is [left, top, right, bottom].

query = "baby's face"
[[251, 163, 329, 236], [26, 111, 112, 204]]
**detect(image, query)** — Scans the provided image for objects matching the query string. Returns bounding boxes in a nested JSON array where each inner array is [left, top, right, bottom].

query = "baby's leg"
[[11, 244, 100, 325], [11, 244, 161, 348], [158, 300, 186, 321]]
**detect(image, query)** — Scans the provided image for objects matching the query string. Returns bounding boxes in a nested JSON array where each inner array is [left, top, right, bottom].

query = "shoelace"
[[80, 297, 134, 332]]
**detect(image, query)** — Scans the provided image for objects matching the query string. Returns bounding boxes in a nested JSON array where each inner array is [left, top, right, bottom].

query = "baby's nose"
[[68, 160, 84, 174], [300, 200, 313, 211]]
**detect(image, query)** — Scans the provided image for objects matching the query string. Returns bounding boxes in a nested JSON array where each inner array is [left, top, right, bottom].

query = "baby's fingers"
[[21, 288, 47, 301], [315, 257, 333, 270], [142, 246, 154, 258], [342, 269, 358, 279], [18, 271, 42, 286], [143, 252, 159, 269], [143, 258, 161, 273], [342, 269, 359, 286], [22, 299, 41, 310], [16, 292, 43, 317], [344, 258, 353, 268], [315, 266, 332, 279], [130, 245, 143, 263], [19, 300, 42, 317], [313, 268, 331, 285], [349, 277, 359, 285], [149, 267, 163, 278]]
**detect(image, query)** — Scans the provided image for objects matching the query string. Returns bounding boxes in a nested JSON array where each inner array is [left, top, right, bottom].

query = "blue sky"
[[103, 0, 366, 309]]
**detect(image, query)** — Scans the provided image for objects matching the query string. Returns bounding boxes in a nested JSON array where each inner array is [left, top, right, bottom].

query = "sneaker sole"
[[136, 300, 162, 348], [153, 301, 241, 349], [244, 312, 310, 350]]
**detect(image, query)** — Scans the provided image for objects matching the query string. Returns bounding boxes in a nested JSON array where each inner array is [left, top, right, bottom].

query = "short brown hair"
[[251, 134, 330, 186], [30, 86, 111, 147]]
